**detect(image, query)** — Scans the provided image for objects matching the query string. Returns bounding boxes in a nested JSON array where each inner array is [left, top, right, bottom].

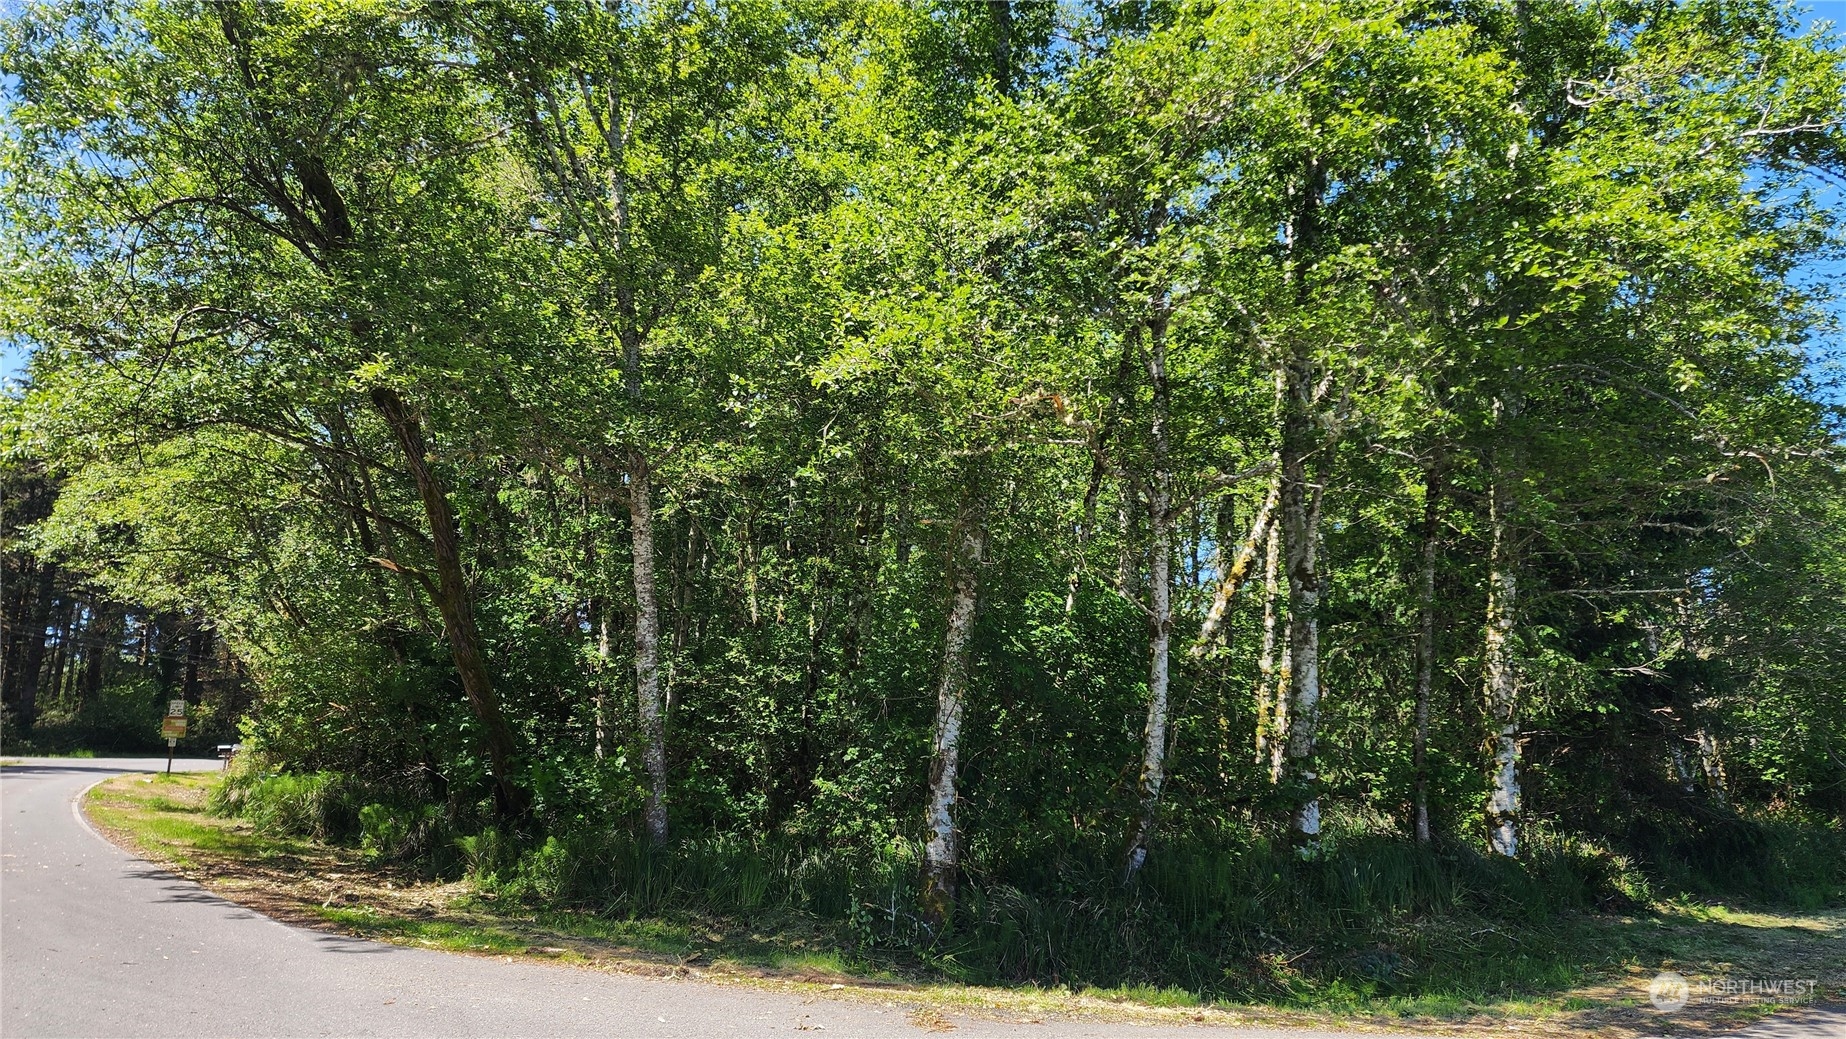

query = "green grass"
[[1080, 983, 1201, 1008], [86, 772, 318, 872], [315, 906, 534, 956], [85, 771, 1846, 1036]]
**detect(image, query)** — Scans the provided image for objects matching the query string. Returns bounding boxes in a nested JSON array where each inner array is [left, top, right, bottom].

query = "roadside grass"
[[85, 772, 1844, 1036], [84, 772, 322, 873]]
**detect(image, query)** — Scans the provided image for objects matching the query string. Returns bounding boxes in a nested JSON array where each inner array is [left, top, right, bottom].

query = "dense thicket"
[[3, 0, 1844, 995]]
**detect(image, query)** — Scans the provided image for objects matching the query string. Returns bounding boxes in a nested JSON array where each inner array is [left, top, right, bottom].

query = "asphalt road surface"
[[3, 757, 1841, 1038]]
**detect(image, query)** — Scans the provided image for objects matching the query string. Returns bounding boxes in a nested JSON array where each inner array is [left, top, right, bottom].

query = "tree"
[[4, 0, 533, 815]]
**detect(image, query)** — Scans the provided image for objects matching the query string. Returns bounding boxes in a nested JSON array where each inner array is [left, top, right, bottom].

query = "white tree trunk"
[[1115, 498, 1135, 594], [595, 607, 615, 762], [1253, 524, 1284, 779], [1123, 492, 1171, 879], [1671, 742, 1697, 794], [630, 450, 669, 847], [1483, 474, 1520, 859], [1279, 397, 1324, 843], [1413, 468, 1440, 843], [1124, 315, 1177, 880], [922, 508, 983, 924], [1697, 727, 1729, 806]]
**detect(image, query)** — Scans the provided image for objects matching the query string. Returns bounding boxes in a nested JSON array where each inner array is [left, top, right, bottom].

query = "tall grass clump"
[[209, 754, 397, 844], [1620, 809, 1846, 909]]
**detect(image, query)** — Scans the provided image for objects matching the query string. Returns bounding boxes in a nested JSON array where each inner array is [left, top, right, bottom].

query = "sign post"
[[162, 701, 187, 774]]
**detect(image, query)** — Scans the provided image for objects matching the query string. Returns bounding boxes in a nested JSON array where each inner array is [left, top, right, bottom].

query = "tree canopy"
[[4, 0, 1844, 994]]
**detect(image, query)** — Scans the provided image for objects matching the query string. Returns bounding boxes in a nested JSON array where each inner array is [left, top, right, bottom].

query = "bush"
[[207, 749, 272, 816], [1617, 809, 1846, 908], [210, 765, 385, 843], [455, 825, 518, 882], [353, 802, 454, 867], [202, 749, 1838, 1004]]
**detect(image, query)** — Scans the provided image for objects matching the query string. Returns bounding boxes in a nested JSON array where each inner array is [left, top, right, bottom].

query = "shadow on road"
[[123, 865, 262, 917], [121, 865, 405, 952], [311, 932, 400, 954], [125, 864, 221, 893]]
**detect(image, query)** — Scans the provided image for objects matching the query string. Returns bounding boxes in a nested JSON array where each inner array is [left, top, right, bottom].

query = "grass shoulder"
[[84, 772, 1842, 1037]]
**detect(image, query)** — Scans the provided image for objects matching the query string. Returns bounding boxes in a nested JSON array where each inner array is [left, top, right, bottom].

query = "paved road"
[[3, 758, 1841, 1038]]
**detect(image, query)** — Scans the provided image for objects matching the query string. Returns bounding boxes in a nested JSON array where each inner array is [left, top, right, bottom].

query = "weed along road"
[[1, 759, 1839, 1039]]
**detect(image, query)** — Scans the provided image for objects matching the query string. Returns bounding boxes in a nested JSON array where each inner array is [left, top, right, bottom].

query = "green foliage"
[[427, 812, 1671, 1001], [1617, 811, 1846, 910], [3, 0, 1844, 1003], [357, 802, 453, 866], [6, 677, 165, 754], [212, 767, 386, 844]]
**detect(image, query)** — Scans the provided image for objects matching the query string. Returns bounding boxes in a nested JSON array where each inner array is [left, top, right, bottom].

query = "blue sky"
[[1791, 2, 1846, 409], [2, 4, 1844, 403]]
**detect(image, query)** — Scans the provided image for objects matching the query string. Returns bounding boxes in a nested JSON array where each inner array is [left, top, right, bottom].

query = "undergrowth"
[[211, 754, 1844, 1007]]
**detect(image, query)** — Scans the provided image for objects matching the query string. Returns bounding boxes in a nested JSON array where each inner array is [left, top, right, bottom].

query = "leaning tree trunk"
[[628, 449, 670, 847], [370, 386, 527, 821], [921, 499, 984, 928], [1194, 479, 1278, 656], [1268, 620, 1291, 785], [1413, 466, 1441, 844], [1482, 470, 1520, 858], [1278, 377, 1325, 845]]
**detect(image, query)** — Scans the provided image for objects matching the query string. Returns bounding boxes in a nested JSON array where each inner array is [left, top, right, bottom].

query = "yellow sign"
[[161, 717, 188, 739]]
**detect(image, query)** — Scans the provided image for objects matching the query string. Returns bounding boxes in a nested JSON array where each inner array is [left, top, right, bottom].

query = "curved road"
[[3, 759, 1841, 1038]]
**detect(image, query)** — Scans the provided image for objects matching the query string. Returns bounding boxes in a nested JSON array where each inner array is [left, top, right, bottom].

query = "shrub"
[[214, 768, 383, 842], [359, 802, 455, 868]]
